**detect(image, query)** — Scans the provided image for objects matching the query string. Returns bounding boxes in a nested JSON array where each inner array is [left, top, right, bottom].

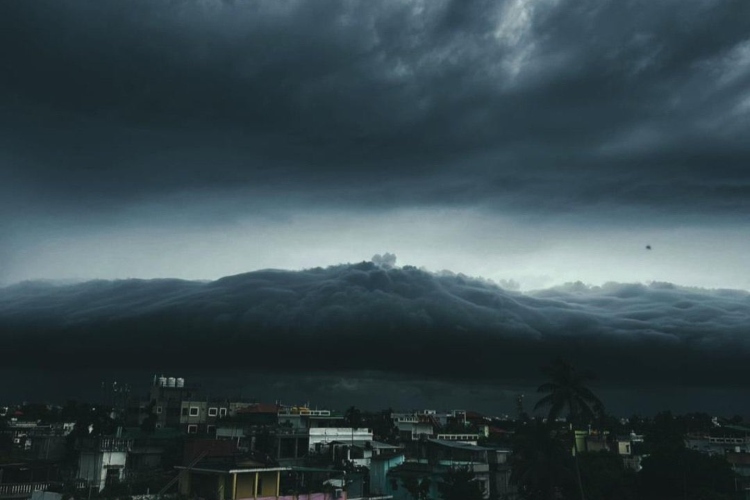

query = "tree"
[[639, 447, 737, 500], [644, 411, 685, 453], [140, 400, 157, 433], [365, 408, 399, 443], [534, 358, 604, 500], [511, 420, 574, 500], [438, 467, 484, 500], [0, 417, 12, 456], [566, 451, 638, 500], [534, 358, 604, 426], [344, 406, 363, 429], [403, 476, 431, 500]]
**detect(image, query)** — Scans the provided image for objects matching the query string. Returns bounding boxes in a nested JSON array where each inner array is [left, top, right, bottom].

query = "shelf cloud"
[[3, 263, 749, 403]]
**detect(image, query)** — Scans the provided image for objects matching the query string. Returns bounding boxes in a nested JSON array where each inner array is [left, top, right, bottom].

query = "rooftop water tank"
[[176, 377, 185, 388], [158, 376, 167, 387], [167, 377, 176, 388]]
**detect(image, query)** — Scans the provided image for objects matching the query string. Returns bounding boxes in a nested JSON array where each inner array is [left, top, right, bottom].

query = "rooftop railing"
[[0, 480, 86, 499]]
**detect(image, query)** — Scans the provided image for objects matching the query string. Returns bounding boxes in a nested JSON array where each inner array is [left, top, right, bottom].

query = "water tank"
[[167, 377, 176, 388], [176, 377, 185, 388], [158, 376, 167, 387]]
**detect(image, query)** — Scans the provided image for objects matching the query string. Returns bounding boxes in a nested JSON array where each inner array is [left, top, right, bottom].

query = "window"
[[181, 408, 188, 416], [219, 408, 227, 417], [156, 406, 162, 414], [207, 425, 215, 435], [187, 425, 198, 434], [208, 407, 218, 417], [189, 407, 200, 417]]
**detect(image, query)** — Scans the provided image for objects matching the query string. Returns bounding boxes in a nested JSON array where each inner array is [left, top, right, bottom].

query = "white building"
[[77, 437, 131, 492], [308, 427, 373, 454]]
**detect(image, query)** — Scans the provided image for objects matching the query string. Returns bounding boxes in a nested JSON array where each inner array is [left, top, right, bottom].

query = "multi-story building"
[[130, 375, 200, 430], [391, 413, 436, 441], [386, 439, 493, 500], [77, 435, 132, 492]]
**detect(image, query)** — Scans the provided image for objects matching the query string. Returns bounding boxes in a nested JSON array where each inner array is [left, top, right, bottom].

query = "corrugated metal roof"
[[426, 439, 493, 451]]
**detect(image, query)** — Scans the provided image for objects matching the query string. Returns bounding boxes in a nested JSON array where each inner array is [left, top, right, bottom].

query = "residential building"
[[77, 436, 132, 492], [386, 439, 492, 500], [369, 453, 405, 497], [177, 457, 348, 500], [391, 414, 435, 442]]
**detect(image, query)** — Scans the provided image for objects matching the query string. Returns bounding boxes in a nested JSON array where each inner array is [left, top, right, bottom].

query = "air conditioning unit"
[[334, 488, 344, 498]]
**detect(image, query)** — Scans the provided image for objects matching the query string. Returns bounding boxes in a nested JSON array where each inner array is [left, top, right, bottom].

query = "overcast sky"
[[2, 0, 750, 289]]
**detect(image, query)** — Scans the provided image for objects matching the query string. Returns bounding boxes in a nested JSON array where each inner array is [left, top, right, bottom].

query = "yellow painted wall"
[[258, 471, 279, 496], [178, 471, 191, 496], [234, 471, 280, 498], [235, 474, 256, 498]]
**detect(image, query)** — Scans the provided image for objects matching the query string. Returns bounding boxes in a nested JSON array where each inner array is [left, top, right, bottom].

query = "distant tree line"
[[509, 358, 743, 500]]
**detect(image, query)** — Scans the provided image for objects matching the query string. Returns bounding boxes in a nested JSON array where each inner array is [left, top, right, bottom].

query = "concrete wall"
[[234, 472, 279, 499], [308, 428, 373, 452], [78, 451, 127, 492], [369, 455, 405, 495], [179, 470, 281, 500], [235, 474, 256, 499]]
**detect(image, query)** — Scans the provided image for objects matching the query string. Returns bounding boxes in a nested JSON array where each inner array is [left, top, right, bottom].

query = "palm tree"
[[510, 420, 574, 500], [534, 358, 604, 500], [344, 406, 363, 429], [344, 406, 363, 462], [534, 359, 604, 425]]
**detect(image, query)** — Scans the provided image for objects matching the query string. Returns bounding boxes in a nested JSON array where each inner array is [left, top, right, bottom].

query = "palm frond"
[[534, 394, 556, 411]]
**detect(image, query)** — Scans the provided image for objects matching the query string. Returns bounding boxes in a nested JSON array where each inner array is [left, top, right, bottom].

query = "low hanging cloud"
[[2, 261, 750, 393]]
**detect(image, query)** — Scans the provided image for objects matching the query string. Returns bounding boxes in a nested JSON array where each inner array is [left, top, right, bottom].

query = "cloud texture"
[[2, 0, 750, 219], [3, 2, 750, 412], [3, 263, 750, 398]]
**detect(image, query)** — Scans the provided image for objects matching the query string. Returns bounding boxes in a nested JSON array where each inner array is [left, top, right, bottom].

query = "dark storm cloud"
[[3, 263, 750, 393], [2, 0, 750, 220]]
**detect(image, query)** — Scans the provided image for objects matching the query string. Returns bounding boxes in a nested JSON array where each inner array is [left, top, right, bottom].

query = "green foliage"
[[254, 427, 275, 455], [534, 358, 605, 500], [403, 476, 431, 500], [511, 422, 574, 500], [17, 403, 56, 422], [644, 411, 686, 453], [0, 418, 11, 454], [639, 447, 738, 500], [345, 406, 363, 429], [534, 358, 604, 426], [140, 400, 157, 433], [363, 408, 399, 443], [567, 451, 638, 500], [437, 467, 484, 500]]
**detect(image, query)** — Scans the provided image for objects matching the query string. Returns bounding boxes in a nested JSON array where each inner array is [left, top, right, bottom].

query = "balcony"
[[0, 481, 86, 500], [78, 437, 132, 452]]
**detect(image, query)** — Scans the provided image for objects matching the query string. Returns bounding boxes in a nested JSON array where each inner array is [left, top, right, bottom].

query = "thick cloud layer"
[[3, 263, 750, 399], [2, 0, 750, 219], [3, 1, 750, 289]]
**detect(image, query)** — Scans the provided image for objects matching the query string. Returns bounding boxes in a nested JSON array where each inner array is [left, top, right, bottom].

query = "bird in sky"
[[646, 245, 652, 250]]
